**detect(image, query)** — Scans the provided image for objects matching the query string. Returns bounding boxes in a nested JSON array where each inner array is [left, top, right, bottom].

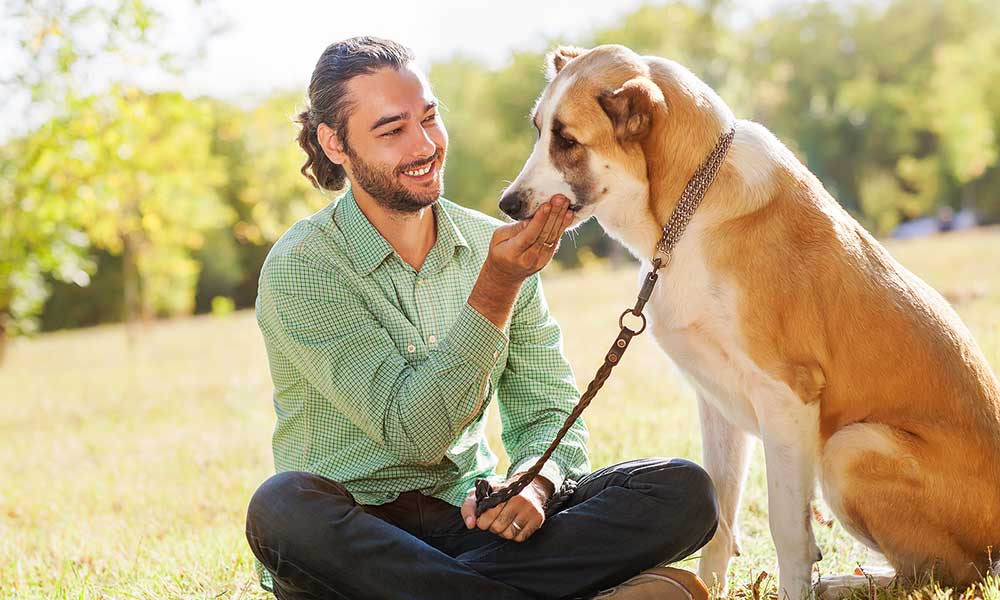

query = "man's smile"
[[398, 153, 441, 184]]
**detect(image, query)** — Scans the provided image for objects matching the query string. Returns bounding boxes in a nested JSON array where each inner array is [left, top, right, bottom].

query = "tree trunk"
[[122, 234, 140, 350], [0, 314, 7, 367]]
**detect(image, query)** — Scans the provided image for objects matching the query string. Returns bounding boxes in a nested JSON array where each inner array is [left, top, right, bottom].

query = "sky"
[[1, 0, 783, 137], [180, 0, 658, 104]]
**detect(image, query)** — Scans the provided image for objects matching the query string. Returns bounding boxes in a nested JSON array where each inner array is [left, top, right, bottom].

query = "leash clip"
[[617, 308, 646, 336]]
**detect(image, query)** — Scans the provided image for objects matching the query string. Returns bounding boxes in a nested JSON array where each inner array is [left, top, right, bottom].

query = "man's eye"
[[382, 128, 402, 137], [423, 113, 437, 123]]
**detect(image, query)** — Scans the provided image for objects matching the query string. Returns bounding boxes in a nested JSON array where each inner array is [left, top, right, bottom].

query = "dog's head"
[[499, 44, 733, 229], [498, 45, 664, 226]]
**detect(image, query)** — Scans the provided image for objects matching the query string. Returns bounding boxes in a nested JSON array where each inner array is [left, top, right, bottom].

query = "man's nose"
[[498, 189, 527, 218], [409, 124, 436, 158]]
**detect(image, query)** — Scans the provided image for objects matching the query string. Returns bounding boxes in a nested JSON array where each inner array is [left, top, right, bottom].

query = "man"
[[245, 36, 719, 600]]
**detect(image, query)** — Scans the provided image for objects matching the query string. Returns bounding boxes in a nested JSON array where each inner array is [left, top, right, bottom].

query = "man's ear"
[[545, 45, 589, 81], [597, 77, 666, 145], [317, 122, 348, 165]]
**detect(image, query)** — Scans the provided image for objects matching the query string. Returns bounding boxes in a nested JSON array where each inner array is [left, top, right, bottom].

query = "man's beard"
[[345, 144, 445, 214]]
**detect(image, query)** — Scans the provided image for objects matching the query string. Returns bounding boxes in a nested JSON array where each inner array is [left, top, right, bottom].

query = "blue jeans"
[[245, 457, 719, 599]]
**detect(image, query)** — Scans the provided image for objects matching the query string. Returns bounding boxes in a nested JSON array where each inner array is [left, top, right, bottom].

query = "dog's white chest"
[[640, 240, 766, 434]]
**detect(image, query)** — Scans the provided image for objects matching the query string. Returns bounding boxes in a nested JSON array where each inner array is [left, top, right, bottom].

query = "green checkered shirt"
[[253, 188, 590, 592]]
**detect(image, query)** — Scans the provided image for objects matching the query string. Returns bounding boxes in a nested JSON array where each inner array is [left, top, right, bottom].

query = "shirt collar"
[[334, 187, 469, 276]]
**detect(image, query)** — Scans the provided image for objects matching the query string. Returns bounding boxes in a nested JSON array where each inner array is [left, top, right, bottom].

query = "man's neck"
[[352, 186, 437, 272]]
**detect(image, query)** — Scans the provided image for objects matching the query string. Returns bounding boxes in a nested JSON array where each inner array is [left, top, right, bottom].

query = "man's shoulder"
[[259, 201, 342, 290]]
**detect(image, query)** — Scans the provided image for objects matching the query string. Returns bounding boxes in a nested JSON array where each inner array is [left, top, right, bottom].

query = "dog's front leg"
[[759, 404, 821, 600], [696, 393, 754, 596]]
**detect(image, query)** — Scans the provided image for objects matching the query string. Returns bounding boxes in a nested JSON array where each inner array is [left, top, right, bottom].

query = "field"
[[2, 228, 999, 599]]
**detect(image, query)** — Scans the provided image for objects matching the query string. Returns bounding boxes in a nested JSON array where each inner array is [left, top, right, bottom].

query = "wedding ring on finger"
[[542, 241, 554, 248], [511, 521, 523, 533]]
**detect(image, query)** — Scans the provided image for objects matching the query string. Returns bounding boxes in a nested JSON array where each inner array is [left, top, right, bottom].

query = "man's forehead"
[[347, 65, 436, 121]]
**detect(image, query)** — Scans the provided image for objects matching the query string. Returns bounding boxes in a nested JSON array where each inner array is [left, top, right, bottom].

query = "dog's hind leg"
[[696, 393, 755, 596], [819, 422, 995, 588]]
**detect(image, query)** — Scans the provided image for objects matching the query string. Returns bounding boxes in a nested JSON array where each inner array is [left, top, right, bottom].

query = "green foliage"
[[431, 54, 547, 216], [211, 295, 236, 317], [62, 89, 234, 318], [0, 122, 95, 335], [0, 0, 222, 342], [234, 92, 333, 245]]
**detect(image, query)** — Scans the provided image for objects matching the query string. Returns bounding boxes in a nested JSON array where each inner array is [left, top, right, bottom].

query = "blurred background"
[[3, 0, 999, 345], [2, 1, 999, 598]]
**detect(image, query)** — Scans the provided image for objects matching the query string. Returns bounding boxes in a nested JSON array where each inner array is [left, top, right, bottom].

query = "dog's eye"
[[554, 130, 578, 150]]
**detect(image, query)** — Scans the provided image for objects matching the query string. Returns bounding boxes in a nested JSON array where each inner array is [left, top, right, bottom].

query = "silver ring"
[[542, 241, 554, 248], [511, 521, 523, 532]]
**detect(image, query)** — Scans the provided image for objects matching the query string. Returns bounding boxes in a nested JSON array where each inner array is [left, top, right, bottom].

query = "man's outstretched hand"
[[483, 194, 574, 284], [460, 475, 554, 543], [467, 195, 573, 330]]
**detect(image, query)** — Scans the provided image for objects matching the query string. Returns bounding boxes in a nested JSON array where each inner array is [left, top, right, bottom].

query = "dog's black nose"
[[498, 190, 526, 218]]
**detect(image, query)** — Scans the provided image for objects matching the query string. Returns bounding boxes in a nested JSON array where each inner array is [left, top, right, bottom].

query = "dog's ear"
[[545, 46, 588, 81], [597, 77, 665, 144]]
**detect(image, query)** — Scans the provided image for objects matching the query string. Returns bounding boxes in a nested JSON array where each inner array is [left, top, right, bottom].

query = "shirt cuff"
[[508, 455, 565, 494], [443, 302, 508, 372]]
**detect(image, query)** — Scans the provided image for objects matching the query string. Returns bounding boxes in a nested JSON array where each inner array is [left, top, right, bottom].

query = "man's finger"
[[532, 198, 568, 250], [544, 206, 574, 247], [492, 219, 529, 245], [506, 505, 541, 542], [476, 502, 505, 531], [489, 501, 519, 537], [513, 513, 542, 543], [509, 203, 551, 251], [460, 494, 477, 529]]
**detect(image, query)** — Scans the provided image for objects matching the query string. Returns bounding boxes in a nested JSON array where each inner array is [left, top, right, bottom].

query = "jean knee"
[[676, 459, 719, 541], [245, 471, 349, 567], [637, 459, 720, 538]]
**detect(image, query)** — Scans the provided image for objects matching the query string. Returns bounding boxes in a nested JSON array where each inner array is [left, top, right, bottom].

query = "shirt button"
[[428, 335, 437, 344], [492, 350, 500, 359], [407, 344, 416, 353]]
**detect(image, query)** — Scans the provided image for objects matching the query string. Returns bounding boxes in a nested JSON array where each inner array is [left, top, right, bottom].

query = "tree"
[[64, 89, 234, 325], [0, 136, 93, 359], [0, 0, 223, 359]]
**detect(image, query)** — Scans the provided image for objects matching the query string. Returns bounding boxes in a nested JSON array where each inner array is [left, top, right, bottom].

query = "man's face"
[[340, 63, 448, 212]]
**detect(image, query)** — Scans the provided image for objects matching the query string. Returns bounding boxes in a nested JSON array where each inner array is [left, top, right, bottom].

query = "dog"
[[497, 44, 1000, 600]]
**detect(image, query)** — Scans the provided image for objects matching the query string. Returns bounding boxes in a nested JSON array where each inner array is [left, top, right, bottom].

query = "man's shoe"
[[589, 566, 710, 600]]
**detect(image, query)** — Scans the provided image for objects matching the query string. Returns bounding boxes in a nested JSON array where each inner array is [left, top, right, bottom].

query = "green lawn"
[[2, 228, 999, 599]]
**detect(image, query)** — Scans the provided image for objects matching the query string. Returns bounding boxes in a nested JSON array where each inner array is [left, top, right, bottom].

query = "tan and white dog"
[[498, 44, 1000, 600]]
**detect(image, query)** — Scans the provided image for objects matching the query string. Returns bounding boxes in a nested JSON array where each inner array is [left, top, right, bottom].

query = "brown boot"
[[589, 567, 710, 600]]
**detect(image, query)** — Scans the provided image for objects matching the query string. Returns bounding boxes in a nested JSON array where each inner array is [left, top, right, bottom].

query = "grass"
[[2, 227, 999, 599]]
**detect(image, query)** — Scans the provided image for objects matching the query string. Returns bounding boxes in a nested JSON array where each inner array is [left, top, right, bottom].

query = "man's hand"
[[468, 195, 573, 329], [460, 475, 554, 543], [484, 194, 574, 285]]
